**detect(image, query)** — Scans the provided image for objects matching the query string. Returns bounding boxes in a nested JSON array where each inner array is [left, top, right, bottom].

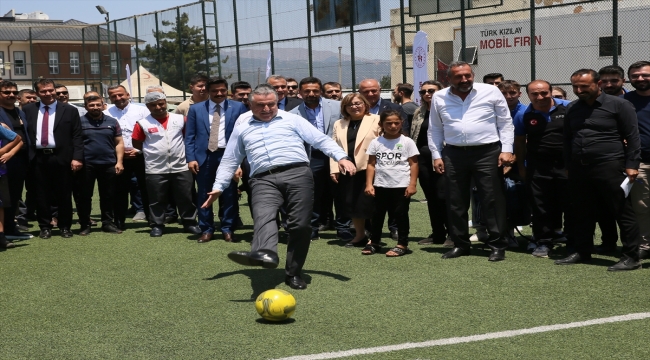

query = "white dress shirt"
[[36, 101, 57, 149], [105, 102, 150, 150], [234, 110, 253, 128], [209, 99, 227, 148], [427, 82, 514, 159]]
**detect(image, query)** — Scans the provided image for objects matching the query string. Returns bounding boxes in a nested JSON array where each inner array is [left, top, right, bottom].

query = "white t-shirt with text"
[[366, 134, 419, 188]]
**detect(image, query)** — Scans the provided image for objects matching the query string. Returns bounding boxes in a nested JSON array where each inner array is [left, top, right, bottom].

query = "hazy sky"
[[0, 0, 190, 24]]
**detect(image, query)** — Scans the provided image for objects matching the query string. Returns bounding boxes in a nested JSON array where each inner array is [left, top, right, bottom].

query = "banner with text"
[[412, 31, 429, 106]]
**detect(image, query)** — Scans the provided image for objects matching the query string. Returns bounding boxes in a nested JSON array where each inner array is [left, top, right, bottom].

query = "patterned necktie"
[[207, 103, 221, 152], [41, 105, 50, 147]]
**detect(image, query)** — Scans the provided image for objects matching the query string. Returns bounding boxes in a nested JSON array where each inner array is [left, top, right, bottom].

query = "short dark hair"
[[497, 80, 521, 92], [552, 86, 567, 98], [598, 65, 625, 79], [0, 80, 18, 90], [230, 81, 251, 93], [107, 84, 128, 93], [286, 77, 297, 84], [17, 89, 35, 98], [421, 80, 444, 89], [448, 61, 472, 76], [571, 69, 600, 83], [298, 76, 323, 91], [84, 95, 102, 104], [397, 83, 413, 97], [525, 80, 552, 93], [628, 61, 650, 77], [207, 77, 228, 90], [189, 74, 209, 86], [324, 81, 341, 89], [54, 83, 67, 89], [33, 78, 56, 91], [483, 73, 504, 83]]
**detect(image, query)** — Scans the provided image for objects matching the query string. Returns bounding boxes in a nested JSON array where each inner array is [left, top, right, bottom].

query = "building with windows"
[[0, 10, 139, 95]]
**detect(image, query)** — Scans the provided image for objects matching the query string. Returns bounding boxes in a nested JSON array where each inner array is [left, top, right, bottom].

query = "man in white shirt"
[[428, 61, 515, 261], [105, 85, 151, 229]]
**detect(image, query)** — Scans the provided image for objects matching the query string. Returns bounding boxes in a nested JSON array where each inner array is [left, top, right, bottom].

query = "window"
[[70, 52, 80, 74], [49, 52, 59, 74], [0, 51, 4, 76], [599, 36, 622, 57], [14, 51, 26, 75], [398, 46, 413, 55], [111, 52, 118, 75], [90, 52, 99, 74], [457, 46, 478, 64]]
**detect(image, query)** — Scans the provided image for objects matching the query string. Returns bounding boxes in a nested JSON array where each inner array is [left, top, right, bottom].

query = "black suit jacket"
[[0, 106, 29, 147], [285, 97, 303, 111], [23, 101, 84, 165], [377, 99, 409, 134]]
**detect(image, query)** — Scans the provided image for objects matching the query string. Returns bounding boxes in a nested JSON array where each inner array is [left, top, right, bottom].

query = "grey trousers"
[[145, 171, 198, 227], [249, 165, 313, 276]]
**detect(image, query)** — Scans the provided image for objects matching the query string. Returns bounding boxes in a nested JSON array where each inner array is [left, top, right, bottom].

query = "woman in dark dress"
[[330, 93, 381, 247]]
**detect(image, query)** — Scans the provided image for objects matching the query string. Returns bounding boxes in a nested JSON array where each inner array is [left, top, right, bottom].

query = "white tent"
[[120, 65, 188, 102]]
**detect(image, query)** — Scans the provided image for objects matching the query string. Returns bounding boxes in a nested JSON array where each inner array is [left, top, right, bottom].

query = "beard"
[[631, 81, 650, 92]]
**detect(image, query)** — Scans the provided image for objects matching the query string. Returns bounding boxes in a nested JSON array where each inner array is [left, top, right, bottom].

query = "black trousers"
[[418, 150, 448, 241], [4, 150, 29, 233], [370, 187, 410, 246], [145, 171, 197, 227], [32, 152, 74, 230], [249, 165, 313, 277], [114, 155, 149, 226], [526, 157, 571, 243], [443, 142, 507, 250], [77, 163, 116, 226], [568, 160, 640, 258], [310, 151, 331, 231]]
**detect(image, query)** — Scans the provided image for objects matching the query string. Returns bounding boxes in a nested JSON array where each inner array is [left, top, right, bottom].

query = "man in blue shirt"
[[0, 113, 23, 249], [202, 84, 355, 290], [513, 80, 571, 258]]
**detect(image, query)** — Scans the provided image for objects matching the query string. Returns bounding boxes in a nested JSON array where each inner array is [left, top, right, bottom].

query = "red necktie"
[[41, 105, 49, 147]]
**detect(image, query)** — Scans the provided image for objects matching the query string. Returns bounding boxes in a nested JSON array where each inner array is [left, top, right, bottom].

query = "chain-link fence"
[[1, 0, 648, 102]]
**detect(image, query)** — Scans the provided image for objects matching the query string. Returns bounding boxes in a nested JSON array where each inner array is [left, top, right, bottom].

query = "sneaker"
[[5, 231, 34, 240], [101, 223, 123, 234], [527, 242, 538, 252], [16, 224, 30, 232], [532, 244, 551, 258], [418, 237, 434, 245], [470, 228, 489, 242], [132, 212, 147, 222]]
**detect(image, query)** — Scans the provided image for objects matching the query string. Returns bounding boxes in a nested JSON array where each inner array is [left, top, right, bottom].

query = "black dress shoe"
[[639, 248, 650, 260], [1, 238, 16, 249], [39, 228, 52, 239], [441, 247, 469, 259], [488, 248, 506, 262], [607, 255, 641, 271], [61, 228, 73, 238], [555, 252, 591, 265], [285, 275, 307, 290], [79, 225, 91, 236], [227, 250, 279, 268], [150, 227, 164, 237], [102, 223, 123, 234], [184, 225, 202, 235]]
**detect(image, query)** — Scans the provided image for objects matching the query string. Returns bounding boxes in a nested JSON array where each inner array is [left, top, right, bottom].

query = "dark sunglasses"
[[287, 86, 298, 90], [419, 89, 436, 95], [552, 95, 565, 99], [56, 91, 69, 95], [1, 90, 19, 96]]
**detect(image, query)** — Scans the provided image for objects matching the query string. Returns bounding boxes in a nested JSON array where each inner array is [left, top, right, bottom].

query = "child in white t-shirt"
[[363, 110, 419, 256]]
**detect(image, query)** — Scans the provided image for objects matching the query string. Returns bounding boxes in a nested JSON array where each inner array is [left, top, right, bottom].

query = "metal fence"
[[3, 0, 648, 102]]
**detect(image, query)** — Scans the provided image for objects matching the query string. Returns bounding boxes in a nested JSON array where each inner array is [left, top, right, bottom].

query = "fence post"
[[400, 0, 407, 85], [134, 16, 143, 102], [154, 12, 162, 86], [107, 20, 112, 85], [612, 0, 618, 66], [349, 0, 356, 91], [177, 7, 187, 100], [212, 0, 222, 77], [233, 0, 242, 80], [97, 26, 104, 88], [460, 0, 466, 61], [267, 0, 275, 74], [201, 0, 210, 75], [29, 27, 34, 85], [82, 27, 88, 93], [114, 20, 121, 84], [530, 0, 536, 81], [306, 0, 313, 76]]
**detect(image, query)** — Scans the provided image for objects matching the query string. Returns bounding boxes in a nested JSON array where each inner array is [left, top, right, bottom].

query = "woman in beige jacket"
[[330, 93, 381, 247]]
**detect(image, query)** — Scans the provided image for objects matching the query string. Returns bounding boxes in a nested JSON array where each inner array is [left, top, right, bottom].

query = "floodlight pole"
[[460, 0, 466, 62]]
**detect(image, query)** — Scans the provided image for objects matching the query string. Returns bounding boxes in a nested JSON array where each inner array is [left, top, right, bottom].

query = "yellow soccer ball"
[[255, 289, 296, 322]]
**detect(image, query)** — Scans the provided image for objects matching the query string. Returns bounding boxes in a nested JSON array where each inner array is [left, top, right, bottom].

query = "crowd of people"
[[1, 59, 649, 289]]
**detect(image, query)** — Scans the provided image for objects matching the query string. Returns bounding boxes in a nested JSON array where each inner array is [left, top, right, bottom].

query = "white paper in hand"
[[621, 176, 634, 198]]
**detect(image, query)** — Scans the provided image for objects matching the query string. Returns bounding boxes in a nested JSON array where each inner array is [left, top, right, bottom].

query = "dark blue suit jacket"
[[0, 106, 30, 147], [185, 99, 248, 167]]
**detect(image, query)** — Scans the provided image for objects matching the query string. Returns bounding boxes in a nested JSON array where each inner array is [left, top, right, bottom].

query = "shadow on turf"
[[205, 269, 351, 301], [255, 318, 296, 325]]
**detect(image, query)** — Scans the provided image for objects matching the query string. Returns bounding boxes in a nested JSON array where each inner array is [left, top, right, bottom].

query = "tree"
[[138, 12, 225, 91], [380, 75, 391, 89]]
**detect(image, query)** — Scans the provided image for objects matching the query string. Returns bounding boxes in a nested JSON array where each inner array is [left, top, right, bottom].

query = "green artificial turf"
[[1, 190, 648, 359]]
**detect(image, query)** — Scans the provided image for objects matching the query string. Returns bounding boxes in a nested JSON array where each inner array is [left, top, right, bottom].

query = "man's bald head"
[[358, 79, 381, 107]]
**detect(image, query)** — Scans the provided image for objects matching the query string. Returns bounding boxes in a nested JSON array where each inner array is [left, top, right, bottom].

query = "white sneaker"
[[470, 233, 479, 242], [132, 212, 147, 222]]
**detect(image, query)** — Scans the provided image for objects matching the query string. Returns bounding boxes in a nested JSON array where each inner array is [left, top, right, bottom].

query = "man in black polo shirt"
[[514, 80, 571, 258], [77, 93, 124, 235], [556, 69, 641, 271]]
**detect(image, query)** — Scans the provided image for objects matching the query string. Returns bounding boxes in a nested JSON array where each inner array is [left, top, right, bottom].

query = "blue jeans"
[[197, 149, 238, 234]]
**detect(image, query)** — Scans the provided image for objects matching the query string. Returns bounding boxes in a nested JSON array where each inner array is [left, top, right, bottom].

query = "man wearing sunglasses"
[[286, 78, 299, 98], [55, 84, 86, 117], [0, 81, 32, 241]]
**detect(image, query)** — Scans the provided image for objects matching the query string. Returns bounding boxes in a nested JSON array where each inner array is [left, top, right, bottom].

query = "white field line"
[[273, 312, 650, 360]]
